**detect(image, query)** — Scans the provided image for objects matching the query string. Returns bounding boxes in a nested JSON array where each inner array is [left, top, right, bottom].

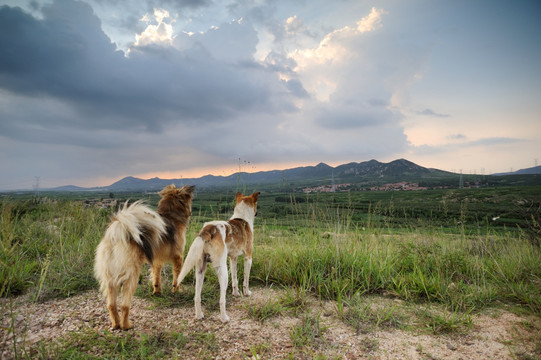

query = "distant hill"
[[30, 158, 540, 192], [51, 158, 456, 192], [492, 165, 541, 176], [51, 185, 87, 191]]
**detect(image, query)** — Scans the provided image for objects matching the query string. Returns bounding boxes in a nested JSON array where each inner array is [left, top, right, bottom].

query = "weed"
[[417, 306, 473, 335], [245, 297, 284, 323], [249, 342, 271, 359], [290, 312, 327, 348], [279, 286, 311, 316], [342, 297, 404, 333]]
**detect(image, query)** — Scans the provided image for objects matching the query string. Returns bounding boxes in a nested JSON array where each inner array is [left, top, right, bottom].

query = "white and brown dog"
[[177, 191, 260, 322], [226, 191, 260, 298], [176, 221, 231, 322]]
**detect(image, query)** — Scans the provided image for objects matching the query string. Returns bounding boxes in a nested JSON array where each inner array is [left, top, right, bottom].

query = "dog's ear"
[[159, 184, 176, 196], [235, 192, 244, 203], [251, 191, 260, 201], [181, 185, 196, 195]]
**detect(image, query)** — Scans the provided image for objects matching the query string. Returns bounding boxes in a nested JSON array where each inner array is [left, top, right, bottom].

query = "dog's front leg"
[[171, 253, 183, 292], [229, 256, 241, 296], [194, 260, 207, 320], [151, 263, 163, 295], [243, 257, 252, 297]]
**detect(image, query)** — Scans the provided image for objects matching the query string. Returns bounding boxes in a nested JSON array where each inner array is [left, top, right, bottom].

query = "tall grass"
[[1, 195, 540, 317], [251, 197, 541, 315], [0, 198, 109, 300]]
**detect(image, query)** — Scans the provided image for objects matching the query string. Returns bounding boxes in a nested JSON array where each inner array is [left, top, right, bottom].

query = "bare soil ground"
[[1, 287, 540, 359]]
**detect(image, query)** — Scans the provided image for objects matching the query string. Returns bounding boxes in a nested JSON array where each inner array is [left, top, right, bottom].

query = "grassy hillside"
[[1, 186, 539, 304], [1, 187, 540, 358]]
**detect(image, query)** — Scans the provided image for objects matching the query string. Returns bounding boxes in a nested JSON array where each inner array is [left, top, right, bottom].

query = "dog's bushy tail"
[[94, 201, 166, 295], [94, 201, 166, 296], [105, 200, 166, 260], [176, 235, 205, 285]]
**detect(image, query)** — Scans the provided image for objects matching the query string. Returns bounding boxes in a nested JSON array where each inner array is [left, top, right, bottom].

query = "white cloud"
[[356, 7, 387, 33], [285, 15, 305, 35], [288, 7, 388, 101], [133, 8, 176, 47]]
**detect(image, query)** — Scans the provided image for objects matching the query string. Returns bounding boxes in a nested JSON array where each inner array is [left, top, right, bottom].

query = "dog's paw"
[[243, 289, 252, 297], [171, 285, 179, 293], [120, 321, 133, 330], [195, 313, 205, 320], [220, 314, 230, 323], [232, 289, 241, 297]]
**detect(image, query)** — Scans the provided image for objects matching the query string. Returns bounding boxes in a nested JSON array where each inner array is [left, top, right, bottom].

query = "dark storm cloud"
[[0, 1, 293, 139]]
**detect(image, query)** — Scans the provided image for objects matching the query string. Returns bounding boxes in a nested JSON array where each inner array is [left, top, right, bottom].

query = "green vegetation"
[[1, 186, 540, 308], [0, 186, 540, 358], [31, 326, 219, 359]]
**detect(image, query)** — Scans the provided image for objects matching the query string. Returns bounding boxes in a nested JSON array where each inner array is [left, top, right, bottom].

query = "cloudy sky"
[[1, 0, 540, 190]]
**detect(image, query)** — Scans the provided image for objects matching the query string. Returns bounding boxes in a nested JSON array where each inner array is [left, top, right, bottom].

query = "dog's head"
[[158, 184, 196, 217], [234, 191, 260, 217]]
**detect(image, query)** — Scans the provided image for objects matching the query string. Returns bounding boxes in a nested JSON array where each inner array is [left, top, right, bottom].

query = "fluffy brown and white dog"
[[176, 191, 260, 322], [94, 184, 195, 330]]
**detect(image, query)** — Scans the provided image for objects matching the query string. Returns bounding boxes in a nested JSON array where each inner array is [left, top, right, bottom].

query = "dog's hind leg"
[[151, 263, 163, 295], [119, 273, 139, 330], [215, 254, 230, 323], [171, 253, 183, 292], [229, 256, 241, 296], [213, 247, 229, 323], [243, 257, 252, 297], [106, 284, 121, 330], [194, 259, 207, 320]]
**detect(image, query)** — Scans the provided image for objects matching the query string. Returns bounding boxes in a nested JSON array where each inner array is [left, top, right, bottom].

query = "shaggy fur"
[[177, 191, 259, 322], [153, 184, 195, 294], [94, 184, 195, 330]]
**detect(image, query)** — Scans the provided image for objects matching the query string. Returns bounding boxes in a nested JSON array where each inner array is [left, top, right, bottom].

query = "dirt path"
[[1, 287, 539, 359]]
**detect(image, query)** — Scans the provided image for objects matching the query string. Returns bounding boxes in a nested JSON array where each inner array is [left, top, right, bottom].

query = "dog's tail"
[[176, 235, 205, 285], [102, 200, 166, 263], [177, 222, 229, 286]]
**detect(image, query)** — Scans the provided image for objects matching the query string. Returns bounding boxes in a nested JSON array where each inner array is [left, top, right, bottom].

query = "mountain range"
[[492, 165, 541, 176], [48, 158, 541, 192], [52, 159, 450, 192]]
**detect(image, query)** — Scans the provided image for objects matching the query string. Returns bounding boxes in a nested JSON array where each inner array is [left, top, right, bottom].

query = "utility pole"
[[33, 176, 40, 197]]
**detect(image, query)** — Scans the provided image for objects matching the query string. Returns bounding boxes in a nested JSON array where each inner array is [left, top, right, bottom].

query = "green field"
[[1, 186, 540, 358], [2, 186, 540, 302]]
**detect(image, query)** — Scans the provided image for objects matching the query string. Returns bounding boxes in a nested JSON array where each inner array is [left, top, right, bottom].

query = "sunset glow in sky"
[[0, 0, 540, 189]]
